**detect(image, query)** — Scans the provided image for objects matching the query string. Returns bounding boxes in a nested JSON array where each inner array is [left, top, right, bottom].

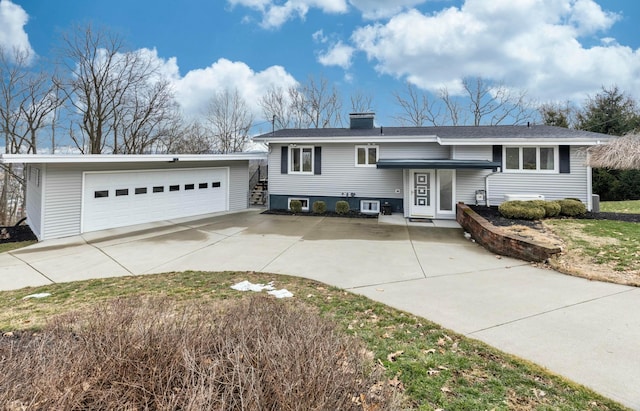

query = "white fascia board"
[[0, 153, 267, 164], [253, 135, 438, 144], [437, 137, 609, 146]]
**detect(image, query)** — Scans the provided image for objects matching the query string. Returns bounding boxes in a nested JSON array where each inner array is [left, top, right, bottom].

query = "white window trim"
[[436, 169, 456, 215], [360, 200, 380, 214], [288, 197, 309, 211], [289, 146, 314, 174], [503, 146, 559, 173], [355, 145, 379, 167]]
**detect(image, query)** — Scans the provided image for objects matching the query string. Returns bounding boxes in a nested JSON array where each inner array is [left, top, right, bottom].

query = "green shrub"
[[498, 200, 546, 220], [530, 200, 561, 218], [558, 199, 587, 217], [335, 200, 350, 215], [289, 200, 303, 214], [312, 201, 327, 214]]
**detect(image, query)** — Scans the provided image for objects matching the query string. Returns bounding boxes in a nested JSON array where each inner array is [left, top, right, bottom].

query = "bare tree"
[[463, 77, 534, 126], [164, 120, 213, 154], [259, 86, 296, 130], [350, 90, 375, 113], [204, 88, 253, 153], [392, 83, 442, 126], [392, 78, 536, 127], [0, 48, 63, 223], [299, 75, 343, 128], [259, 75, 344, 129], [57, 24, 173, 154]]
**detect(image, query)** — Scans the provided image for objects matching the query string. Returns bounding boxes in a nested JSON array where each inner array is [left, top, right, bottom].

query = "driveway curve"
[[2, 210, 639, 409]]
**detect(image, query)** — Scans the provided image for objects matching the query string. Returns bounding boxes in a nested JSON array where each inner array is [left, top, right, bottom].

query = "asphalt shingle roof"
[[254, 124, 609, 141]]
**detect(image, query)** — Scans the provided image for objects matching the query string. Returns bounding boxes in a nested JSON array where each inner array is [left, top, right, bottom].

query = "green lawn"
[[0, 241, 36, 254], [600, 200, 640, 214], [0, 271, 629, 410], [546, 219, 640, 275]]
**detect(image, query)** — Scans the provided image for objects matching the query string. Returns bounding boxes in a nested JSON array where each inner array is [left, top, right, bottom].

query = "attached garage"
[[0, 153, 267, 241]]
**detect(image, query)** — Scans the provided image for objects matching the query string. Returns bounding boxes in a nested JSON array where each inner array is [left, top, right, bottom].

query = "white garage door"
[[82, 167, 228, 233]]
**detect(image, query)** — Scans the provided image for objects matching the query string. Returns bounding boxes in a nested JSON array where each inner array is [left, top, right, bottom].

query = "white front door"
[[409, 170, 435, 217]]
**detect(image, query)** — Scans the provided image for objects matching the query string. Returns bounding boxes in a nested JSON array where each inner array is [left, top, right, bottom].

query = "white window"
[[360, 200, 380, 214], [504, 146, 557, 172], [288, 197, 309, 211], [355, 145, 378, 167], [437, 170, 455, 214], [290, 146, 314, 174]]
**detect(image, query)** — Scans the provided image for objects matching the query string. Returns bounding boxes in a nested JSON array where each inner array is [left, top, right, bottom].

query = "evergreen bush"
[[312, 201, 327, 214], [289, 200, 303, 214], [558, 199, 587, 217], [498, 200, 546, 220], [335, 201, 350, 215]]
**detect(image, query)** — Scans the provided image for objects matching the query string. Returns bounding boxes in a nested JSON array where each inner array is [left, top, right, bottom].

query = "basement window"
[[94, 190, 109, 198], [360, 200, 380, 214]]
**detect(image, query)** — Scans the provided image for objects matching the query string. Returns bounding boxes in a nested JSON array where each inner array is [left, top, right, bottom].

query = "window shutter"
[[492, 145, 503, 165], [559, 145, 570, 174], [314, 147, 322, 175], [281, 146, 288, 174]]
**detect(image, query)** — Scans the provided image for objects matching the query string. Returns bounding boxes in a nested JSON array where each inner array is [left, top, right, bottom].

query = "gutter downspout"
[[485, 167, 501, 207]]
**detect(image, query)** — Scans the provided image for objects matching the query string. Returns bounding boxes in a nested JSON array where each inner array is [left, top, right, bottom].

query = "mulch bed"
[[469, 205, 640, 227], [262, 209, 378, 219], [0, 223, 37, 244]]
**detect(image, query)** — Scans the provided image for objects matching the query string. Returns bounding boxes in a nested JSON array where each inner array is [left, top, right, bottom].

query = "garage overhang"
[[376, 159, 501, 170], [0, 153, 267, 164]]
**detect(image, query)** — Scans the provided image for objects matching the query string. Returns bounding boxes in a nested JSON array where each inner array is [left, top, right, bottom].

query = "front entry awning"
[[376, 159, 501, 170]]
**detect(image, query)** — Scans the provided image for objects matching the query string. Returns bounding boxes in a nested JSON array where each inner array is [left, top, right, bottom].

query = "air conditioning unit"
[[504, 194, 545, 201]]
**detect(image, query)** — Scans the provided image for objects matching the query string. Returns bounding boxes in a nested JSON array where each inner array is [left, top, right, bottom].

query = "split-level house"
[[253, 113, 610, 219]]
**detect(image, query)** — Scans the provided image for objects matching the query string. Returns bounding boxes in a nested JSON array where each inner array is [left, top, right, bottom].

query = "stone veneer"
[[456, 203, 561, 263]]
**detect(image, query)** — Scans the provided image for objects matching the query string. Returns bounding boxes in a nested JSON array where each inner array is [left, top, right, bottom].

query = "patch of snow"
[[230, 280, 275, 292], [267, 289, 293, 299], [230, 280, 293, 298], [22, 293, 51, 300]]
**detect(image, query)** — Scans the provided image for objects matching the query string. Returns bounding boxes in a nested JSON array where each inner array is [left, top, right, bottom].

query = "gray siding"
[[456, 169, 492, 204], [40, 161, 249, 240], [269, 143, 404, 198], [453, 145, 492, 160], [268, 143, 449, 199], [25, 165, 44, 240], [487, 147, 589, 205]]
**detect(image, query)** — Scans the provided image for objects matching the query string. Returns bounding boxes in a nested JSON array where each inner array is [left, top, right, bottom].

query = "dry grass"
[[0, 295, 399, 410]]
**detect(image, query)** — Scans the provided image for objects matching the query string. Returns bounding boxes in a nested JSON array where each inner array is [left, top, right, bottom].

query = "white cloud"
[[351, 0, 639, 102], [169, 58, 298, 119], [0, 0, 35, 61], [318, 41, 355, 69], [348, 0, 428, 19], [228, 0, 348, 29]]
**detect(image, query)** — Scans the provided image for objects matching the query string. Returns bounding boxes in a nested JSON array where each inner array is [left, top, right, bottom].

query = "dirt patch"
[[470, 205, 640, 287]]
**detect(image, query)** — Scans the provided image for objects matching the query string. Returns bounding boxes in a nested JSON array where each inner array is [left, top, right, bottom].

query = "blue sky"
[[2, 0, 640, 132]]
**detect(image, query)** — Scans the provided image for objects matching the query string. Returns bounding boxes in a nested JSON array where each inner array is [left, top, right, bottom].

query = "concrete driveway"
[[1, 209, 639, 409]]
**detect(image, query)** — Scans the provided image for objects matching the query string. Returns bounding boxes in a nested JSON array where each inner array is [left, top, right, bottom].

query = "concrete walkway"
[[1, 209, 639, 409]]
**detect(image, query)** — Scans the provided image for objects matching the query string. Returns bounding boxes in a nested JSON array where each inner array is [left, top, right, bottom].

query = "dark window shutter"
[[281, 146, 288, 174], [492, 145, 503, 165], [559, 145, 570, 173], [314, 147, 322, 175]]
